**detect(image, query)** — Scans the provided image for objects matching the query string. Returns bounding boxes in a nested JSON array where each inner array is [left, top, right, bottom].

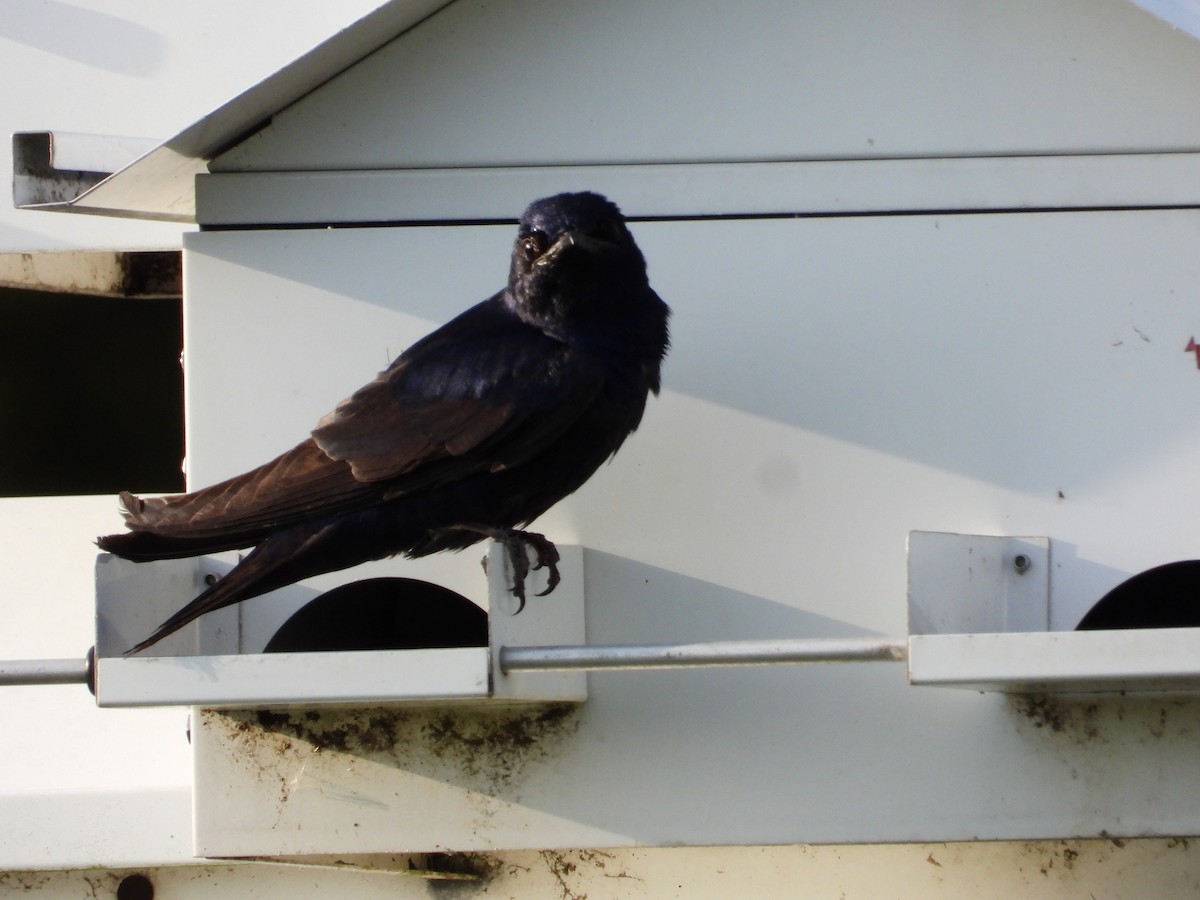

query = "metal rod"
[[0, 657, 91, 686], [499, 637, 908, 674]]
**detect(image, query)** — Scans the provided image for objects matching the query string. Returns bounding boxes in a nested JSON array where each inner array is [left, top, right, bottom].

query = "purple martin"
[[99, 192, 670, 653]]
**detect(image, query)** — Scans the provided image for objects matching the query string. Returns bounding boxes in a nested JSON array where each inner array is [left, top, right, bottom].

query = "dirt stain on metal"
[[422, 852, 503, 896], [1011, 696, 1100, 741], [1007, 695, 1200, 751], [207, 702, 581, 799], [405, 849, 641, 897], [539, 849, 640, 900]]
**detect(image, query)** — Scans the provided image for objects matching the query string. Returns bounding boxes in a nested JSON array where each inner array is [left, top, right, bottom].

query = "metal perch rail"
[[0, 649, 93, 688], [0, 639, 908, 688], [498, 638, 908, 673]]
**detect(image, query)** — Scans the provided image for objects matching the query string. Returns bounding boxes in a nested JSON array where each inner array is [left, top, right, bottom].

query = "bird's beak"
[[536, 230, 607, 267]]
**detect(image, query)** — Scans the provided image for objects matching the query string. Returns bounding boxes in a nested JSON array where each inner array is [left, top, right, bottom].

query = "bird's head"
[[507, 191, 651, 334]]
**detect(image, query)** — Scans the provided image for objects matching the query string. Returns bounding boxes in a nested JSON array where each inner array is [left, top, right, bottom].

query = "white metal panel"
[[0, 497, 194, 869], [909, 629, 1200, 692], [190, 209, 1200, 634], [195, 153, 1200, 226], [0, 789, 192, 872], [12, 839, 1200, 899], [213, 0, 1200, 173], [181, 206, 1200, 848], [99, 648, 489, 708]]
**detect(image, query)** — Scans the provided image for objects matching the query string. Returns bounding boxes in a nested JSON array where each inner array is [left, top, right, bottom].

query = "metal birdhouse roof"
[[12, 0, 450, 222]]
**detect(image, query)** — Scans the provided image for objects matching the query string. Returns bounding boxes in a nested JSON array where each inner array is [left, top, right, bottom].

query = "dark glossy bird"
[[99, 191, 670, 653]]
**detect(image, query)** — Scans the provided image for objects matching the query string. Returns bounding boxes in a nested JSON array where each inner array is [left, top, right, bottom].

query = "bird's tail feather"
[[97, 526, 261, 561], [96, 487, 275, 561], [124, 519, 363, 654], [124, 525, 326, 654], [98, 439, 375, 560]]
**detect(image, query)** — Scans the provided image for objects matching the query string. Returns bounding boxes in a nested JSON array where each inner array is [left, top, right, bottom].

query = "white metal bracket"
[[907, 530, 1050, 634], [906, 531, 1200, 693], [92, 544, 585, 708], [23, 531, 1186, 704]]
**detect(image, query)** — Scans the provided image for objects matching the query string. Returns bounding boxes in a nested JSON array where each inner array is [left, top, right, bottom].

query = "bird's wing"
[[113, 438, 373, 542], [312, 297, 604, 488], [116, 299, 603, 541]]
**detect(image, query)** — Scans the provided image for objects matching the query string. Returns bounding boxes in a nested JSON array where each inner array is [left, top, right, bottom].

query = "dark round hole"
[[264, 577, 487, 653], [1076, 560, 1200, 630], [116, 873, 154, 900]]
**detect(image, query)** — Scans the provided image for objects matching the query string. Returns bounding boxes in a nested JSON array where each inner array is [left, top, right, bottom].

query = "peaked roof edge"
[[1130, 0, 1200, 39], [11, 0, 453, 223], [14, 0, 1200, 224]]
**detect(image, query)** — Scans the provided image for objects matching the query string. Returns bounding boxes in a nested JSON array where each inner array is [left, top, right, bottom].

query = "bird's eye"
[[597, 220, 624, 243], [521, 231, 550, 260]]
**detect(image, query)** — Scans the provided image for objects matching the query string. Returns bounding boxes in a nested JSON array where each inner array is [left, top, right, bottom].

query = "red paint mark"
[[1188, 337, 1200, 369]]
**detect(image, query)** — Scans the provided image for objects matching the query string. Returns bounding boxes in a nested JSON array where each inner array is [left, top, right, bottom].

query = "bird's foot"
[[504, 530, 561, 610], [450, 524, 561, 611]]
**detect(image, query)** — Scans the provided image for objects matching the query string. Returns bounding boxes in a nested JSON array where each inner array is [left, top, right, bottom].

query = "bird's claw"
[[522, 531, 561, 596], [499, 530, 560, 612], [446, 524, 561, 612]]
